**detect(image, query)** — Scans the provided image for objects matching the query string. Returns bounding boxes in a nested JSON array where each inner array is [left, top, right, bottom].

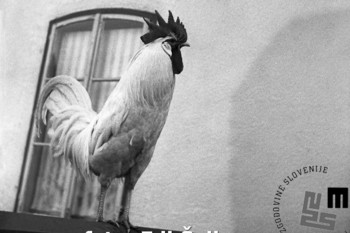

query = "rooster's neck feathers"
[[108, 40, 175, 109], [141, 10, 187, 45]]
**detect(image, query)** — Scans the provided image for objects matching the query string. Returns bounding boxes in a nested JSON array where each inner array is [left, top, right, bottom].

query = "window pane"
[[93, 19, 144, 80], [90, 82, 118, 112], [46, 20, 94, 79], [30, 146, 71, 215], [70, 176, 123, 219]]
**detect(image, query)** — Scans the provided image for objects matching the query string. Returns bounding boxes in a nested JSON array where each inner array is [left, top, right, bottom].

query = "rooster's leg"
[[96, 183, 109, 222], [117, 178, 137, 232], [119, 188, 133, 226], [116, 147, 155, 232]]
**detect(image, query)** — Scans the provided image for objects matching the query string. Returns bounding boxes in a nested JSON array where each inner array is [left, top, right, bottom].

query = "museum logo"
[[272, 166, 348, 232], [300, 187, 348, 231]]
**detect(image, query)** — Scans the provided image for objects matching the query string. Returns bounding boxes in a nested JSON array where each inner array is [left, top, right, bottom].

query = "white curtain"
[[56, 30, 91, 78]]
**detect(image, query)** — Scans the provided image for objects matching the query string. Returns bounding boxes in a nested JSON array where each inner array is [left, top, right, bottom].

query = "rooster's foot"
[[97, 219, 120, 228], [106, 220, 120, 228], [100, 219, 138, 233], [117, 218, 139, 233]]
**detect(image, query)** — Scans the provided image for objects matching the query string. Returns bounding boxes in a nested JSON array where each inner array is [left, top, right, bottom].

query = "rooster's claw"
[[102, 219, 138, 233], [119, 220, 139, 233], [106, 220, 120, 228]]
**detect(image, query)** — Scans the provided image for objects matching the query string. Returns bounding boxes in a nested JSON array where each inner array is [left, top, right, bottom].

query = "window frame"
[[15, 8, 155, 218]]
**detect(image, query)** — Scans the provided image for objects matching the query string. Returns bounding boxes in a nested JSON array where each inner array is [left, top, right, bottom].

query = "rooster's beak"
[[180, 42, 190, 48]]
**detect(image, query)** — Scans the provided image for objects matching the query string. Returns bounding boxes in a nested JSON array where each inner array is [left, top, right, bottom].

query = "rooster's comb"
[[141, 10, 187, 45]]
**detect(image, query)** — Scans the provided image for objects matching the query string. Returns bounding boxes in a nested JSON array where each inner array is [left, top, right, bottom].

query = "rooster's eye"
[[161, 41, 172, 57]]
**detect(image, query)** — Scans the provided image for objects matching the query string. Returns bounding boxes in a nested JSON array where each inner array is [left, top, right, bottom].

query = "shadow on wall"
[[231, 10, 350, 233]]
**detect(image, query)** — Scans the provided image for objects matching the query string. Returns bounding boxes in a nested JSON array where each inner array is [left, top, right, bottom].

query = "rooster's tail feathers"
[[36, 75, 96, 180], [36, 75, 92, 131]]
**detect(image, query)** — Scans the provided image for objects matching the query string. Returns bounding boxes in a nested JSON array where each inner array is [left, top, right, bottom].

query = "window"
[[16, 9, 155, 219]]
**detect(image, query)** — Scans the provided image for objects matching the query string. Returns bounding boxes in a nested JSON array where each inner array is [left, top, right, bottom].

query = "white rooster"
[[36, 10, 189, 232]]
